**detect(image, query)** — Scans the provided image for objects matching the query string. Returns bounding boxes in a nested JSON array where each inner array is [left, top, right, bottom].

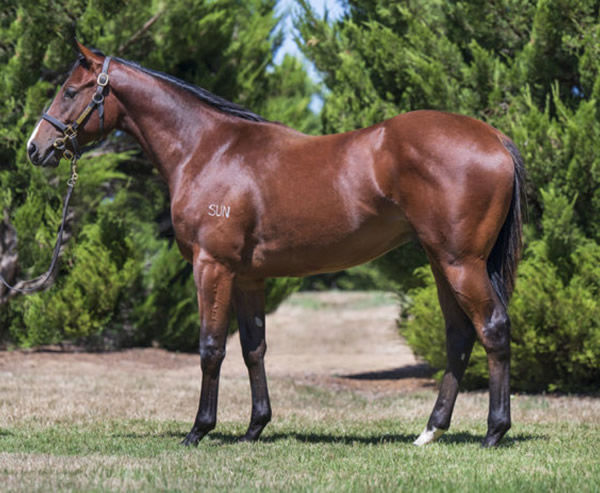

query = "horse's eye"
[[64, 87, 77, 99]]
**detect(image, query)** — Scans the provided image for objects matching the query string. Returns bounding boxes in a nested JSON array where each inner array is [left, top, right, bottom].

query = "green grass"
[[2, 412, 600, 491], [1, 291, 599, 492]]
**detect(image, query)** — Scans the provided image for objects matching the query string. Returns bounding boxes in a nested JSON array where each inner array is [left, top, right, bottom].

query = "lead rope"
[[0, 56, 111, 296], [0, 157, 79, 294]]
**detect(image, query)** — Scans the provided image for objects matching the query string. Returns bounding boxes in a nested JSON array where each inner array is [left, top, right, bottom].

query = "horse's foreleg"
[[182, 253, 234, 446], [415, 264, 476, 446], [233, 280, 271, 441]]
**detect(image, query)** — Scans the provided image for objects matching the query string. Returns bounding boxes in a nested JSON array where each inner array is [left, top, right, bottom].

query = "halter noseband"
[[42, 55, 112, 162], [0, 57, 112, 295]]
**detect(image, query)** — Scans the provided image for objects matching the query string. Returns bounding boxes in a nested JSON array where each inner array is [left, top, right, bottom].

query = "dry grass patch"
[[1, 292, 599, 491]]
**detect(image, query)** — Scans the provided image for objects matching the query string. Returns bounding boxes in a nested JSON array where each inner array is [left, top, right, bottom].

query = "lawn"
[[2, 372, 599, 492], [1, 292, 599, 491]]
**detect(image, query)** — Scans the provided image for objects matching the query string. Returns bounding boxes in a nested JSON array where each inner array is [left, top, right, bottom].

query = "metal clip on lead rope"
[[0, 57, 112, 295]]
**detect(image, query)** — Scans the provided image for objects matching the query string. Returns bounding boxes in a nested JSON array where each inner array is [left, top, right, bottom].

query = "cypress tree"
[[0, 0, 316, 349], [296, 0, 600, 391]]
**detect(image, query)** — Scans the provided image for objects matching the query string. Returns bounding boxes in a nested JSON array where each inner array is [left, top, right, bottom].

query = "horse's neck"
[[113, 64, 233, 189]]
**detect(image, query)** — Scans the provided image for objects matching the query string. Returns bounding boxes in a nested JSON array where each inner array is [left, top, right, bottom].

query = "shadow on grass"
[[111, 431, 186, 440], [339, 363, 435, 381], [31, 428, 542, 451], [207, 430, 543, 447], [439, 432, 546, 447]]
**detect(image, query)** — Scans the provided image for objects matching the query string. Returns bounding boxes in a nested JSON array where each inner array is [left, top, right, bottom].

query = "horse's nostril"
[[28, 142, 38, 158]]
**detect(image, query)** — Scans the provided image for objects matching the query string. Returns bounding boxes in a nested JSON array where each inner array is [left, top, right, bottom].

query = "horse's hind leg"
[[182, 252, 234, 446], [427, 259, 511, 447], [414, 263, 476, 446], [233, 279, 271, 441]]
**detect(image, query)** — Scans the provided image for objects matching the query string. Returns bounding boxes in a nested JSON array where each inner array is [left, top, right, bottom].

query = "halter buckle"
[[97, 73, 109, 87], [53, 138, 66, 150], [64, 125, 77, 138], [92, 92, 104, 104]]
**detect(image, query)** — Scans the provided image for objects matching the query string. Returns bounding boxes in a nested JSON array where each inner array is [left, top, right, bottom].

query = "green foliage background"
[[0, 0, 316, 350], [2, 0, 600, 392], [296, 0, 600, 392]]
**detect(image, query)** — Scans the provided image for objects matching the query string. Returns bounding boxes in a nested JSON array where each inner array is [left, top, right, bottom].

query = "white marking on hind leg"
[[413, 426, 445, 446]]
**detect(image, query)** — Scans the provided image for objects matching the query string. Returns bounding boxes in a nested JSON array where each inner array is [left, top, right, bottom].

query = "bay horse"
[[27, 42, 524, 447]]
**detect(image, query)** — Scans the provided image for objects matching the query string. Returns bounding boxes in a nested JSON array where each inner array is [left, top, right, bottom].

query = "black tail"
[[487, 138, 526, 308]]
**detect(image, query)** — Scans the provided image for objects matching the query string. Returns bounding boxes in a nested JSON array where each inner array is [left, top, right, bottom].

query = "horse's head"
[[27, 41, 116, 167]]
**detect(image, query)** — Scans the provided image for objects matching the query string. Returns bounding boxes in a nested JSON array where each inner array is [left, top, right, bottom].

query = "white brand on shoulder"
[[208, 204, 230, 218]]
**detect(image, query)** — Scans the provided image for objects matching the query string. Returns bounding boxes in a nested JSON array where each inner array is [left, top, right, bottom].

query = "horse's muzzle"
[[28, 143, 60, 168]]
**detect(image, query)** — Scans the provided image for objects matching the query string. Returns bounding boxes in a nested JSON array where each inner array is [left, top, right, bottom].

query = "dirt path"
[[222, 291, 434, 392], [0, 291, 434, 394]]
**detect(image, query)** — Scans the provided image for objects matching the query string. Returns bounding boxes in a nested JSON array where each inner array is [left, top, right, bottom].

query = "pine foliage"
[[297, 0, 600, 391], [0, 0, 312, 350]]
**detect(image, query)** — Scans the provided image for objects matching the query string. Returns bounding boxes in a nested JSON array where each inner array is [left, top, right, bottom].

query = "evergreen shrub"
[[1, 0, 312, 350], [298, 0, 600, 391]]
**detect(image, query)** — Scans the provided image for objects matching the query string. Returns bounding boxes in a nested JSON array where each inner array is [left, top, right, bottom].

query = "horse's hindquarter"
[[379, 111, 515, 261]]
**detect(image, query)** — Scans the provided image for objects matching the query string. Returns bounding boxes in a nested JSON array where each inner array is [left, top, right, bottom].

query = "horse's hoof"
[[481, 421, 510, 447], [413, 426, 445, 446], [237, 422, 267, 443], [181, 431, 202, 447], [481, 433, 505, 447], [238, 431, 260, 443]]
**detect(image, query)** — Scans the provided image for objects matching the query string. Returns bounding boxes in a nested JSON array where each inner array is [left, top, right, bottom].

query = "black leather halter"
[[0, 56, 112, 296], [42, 55, 112, 161]]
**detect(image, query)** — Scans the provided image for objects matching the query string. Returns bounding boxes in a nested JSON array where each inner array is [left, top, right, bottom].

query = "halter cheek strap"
[[42, 55, 112, 161], [0, 56, 113, 295], [0, 57, 114, 296]]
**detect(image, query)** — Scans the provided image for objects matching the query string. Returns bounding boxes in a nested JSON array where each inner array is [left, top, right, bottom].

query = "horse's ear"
[[75, 40, 101, 67]]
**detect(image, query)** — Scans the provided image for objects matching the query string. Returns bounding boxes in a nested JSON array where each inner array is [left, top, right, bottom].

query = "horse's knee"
[[199, 342, 225, 371], [481, 308, 510, 359]]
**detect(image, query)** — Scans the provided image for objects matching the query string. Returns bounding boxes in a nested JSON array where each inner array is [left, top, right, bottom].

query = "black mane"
[[83, 49, 267, 122], [119, 58, 267, 122]]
